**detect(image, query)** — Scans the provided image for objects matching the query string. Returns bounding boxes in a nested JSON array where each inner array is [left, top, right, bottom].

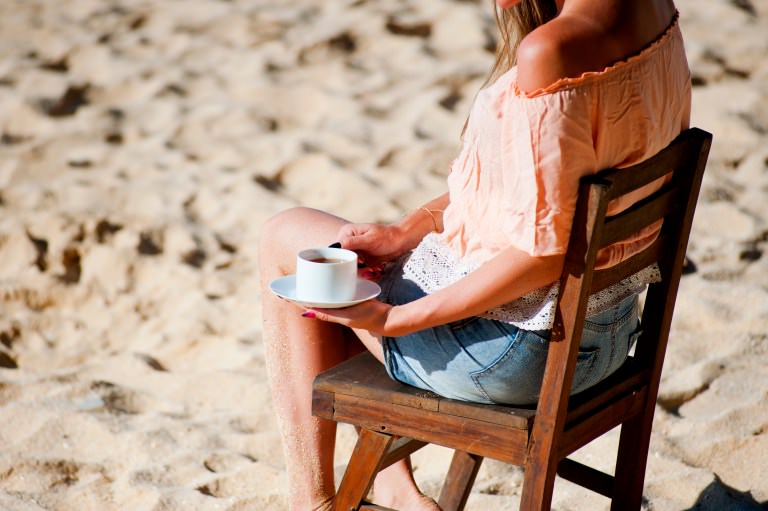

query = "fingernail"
[[301, 311, 316, 318], [328, 242, 341, 248]]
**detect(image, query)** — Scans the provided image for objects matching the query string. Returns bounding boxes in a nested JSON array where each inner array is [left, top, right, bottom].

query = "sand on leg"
[[258, 207, 438, 511]]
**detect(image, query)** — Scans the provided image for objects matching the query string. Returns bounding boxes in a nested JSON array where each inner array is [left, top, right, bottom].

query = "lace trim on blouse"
[[402, 233, 660, 331]]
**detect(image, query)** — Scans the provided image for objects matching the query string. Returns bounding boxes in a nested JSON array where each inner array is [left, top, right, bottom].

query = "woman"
[[258, 0, 690, 509]]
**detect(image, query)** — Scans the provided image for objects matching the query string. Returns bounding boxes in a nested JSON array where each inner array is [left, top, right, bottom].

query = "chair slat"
[[559, 386, 647, 458], [599, 130, 701, 200], [565, 358, 649, 425], [380, 438, 428, 470], [598, 186, 678, 248], [557, 458, 614, 498], [590, 236, 664, 294]]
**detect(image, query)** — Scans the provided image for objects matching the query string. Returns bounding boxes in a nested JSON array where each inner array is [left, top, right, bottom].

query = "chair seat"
[[313, 351, 651, 464], [314, 352, 535, 463]]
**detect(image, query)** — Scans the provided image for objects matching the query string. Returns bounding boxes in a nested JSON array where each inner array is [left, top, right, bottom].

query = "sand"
[[0, 0, 767, 509]]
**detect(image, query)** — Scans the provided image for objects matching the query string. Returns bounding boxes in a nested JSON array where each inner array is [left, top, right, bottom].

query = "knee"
[[260, 207, 311, 246], [258, 207, 314, 271]]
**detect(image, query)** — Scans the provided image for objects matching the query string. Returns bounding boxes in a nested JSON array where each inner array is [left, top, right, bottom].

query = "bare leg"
[[374, 458, 441, 511], [259, 208, 358, 510], [259, 207, 438, 511]]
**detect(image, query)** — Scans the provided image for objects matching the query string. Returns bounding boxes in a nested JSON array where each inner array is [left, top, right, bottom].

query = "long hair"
[[484, 0, 559, 86], [462, 0, 558, 136]]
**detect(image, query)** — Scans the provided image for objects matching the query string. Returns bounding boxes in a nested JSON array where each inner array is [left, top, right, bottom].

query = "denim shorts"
[[378, 256, 641, 406]]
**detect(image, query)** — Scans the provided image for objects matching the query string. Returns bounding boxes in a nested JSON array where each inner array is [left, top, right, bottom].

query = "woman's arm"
[[307, 242, 564, 337], [385, 246, 564, 335], [394, 192, 450, 248]]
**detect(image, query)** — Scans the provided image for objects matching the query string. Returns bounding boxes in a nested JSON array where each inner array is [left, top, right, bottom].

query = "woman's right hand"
[[336, 194, 449, 273], [335, 222, 414, 270]]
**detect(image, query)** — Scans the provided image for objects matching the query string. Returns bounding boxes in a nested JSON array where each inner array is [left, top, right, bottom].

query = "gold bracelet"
[[419, 207, 444, 233]]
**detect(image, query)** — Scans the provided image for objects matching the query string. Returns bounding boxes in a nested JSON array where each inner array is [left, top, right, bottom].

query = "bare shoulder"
[[516, 15, 607, 94], [516, 2, 678, 94]]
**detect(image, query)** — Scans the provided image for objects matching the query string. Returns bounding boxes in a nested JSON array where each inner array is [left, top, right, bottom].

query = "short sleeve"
[[498, 87, 598, 257]]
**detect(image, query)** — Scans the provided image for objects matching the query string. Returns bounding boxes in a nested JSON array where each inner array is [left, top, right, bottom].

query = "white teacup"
[[296, 247, 357, 303]]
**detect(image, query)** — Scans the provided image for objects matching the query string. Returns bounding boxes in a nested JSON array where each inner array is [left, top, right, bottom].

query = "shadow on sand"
[[684, 476, 768, 510]]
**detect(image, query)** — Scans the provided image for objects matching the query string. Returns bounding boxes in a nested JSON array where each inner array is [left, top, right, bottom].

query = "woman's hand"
[[336, 223, 413, 269], [302, 300, 398, 336], [334, 193, 450, 270]]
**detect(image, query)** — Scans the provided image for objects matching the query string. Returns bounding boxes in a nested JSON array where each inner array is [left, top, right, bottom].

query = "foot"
[[378, 491, 442, 511], [313, 494, 439, 511], [410, 494, 442, 511]]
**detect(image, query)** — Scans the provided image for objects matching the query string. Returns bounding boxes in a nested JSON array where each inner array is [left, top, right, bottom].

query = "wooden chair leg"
[[610, 415, 652, 511], [438, 451, 484, 511], [520, 455, 558, 511], [336, 428, 394, 511]]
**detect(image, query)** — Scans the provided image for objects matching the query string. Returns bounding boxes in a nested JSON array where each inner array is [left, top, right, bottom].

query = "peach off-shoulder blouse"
[[441, 14, 691, 267], [402, 14, 692, 329]]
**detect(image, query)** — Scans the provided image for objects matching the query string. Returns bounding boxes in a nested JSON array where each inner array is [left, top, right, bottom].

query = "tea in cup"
[[296, 247, 357, 303]]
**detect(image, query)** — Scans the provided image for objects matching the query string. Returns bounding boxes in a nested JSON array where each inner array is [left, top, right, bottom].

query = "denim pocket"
[[571, 346, 602, 394], [579, 295, 641, 386], [470, 331, 543, 404]]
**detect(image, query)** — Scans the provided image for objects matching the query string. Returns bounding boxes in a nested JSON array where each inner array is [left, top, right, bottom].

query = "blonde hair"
[[462, 0, 557, 136], [484, 0, 558, 85]]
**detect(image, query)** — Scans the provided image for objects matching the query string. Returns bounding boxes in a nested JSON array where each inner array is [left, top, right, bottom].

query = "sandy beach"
[[1, 0, 767, 509]]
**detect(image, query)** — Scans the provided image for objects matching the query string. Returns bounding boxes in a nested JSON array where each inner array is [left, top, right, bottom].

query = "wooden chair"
[[312, 128, 712, 511]]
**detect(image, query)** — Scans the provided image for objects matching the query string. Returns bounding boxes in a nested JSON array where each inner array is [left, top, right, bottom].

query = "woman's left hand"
[[302, 300, 396, 336]]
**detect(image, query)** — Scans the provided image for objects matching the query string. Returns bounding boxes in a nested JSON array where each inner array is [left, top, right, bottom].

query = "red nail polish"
[[302, 311, 316, 318]]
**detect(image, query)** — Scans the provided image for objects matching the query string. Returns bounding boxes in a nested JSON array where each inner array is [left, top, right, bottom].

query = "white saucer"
[[269, 275, 381, 309]]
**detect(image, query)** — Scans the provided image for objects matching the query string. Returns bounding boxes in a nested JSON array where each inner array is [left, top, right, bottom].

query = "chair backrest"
[[523, 128, 712, 505]]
